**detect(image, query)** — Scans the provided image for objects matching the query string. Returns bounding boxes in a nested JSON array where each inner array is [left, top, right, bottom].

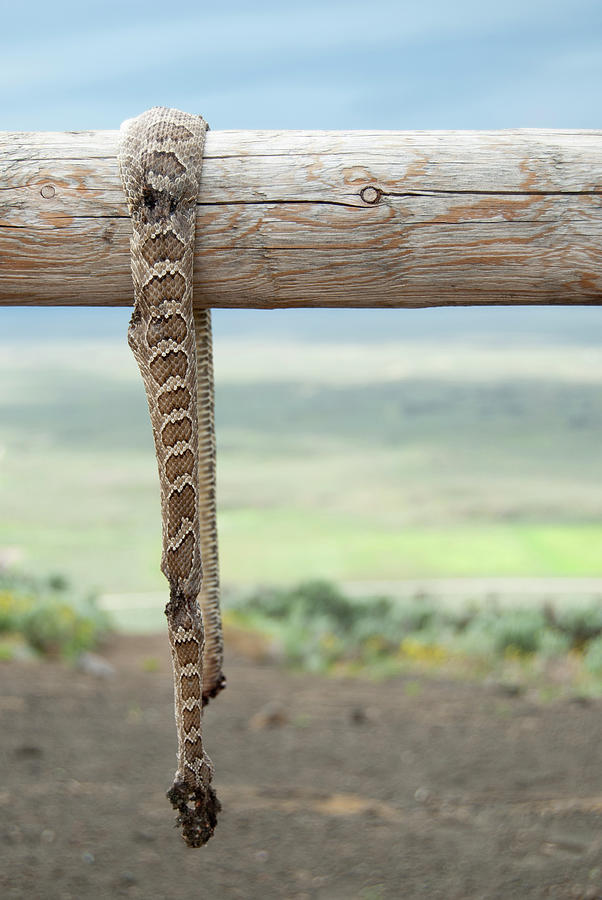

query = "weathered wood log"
[[1, 129, 602, 308]]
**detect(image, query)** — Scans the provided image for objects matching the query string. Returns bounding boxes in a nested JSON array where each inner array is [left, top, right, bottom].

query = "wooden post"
[[1, 129, 602, 308]]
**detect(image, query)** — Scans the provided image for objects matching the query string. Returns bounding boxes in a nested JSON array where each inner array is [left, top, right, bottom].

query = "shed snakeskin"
[[118, 107, 225, 847]]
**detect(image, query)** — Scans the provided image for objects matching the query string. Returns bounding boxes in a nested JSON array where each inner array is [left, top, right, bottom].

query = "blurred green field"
[[1, 327, 602, 597]]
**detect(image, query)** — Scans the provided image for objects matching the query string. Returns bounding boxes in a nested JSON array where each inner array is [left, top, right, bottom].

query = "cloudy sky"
[[3, 0, 601, 131]]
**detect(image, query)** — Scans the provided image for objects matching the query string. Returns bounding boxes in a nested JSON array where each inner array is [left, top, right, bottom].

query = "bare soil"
[[1, 634, 601, 900]]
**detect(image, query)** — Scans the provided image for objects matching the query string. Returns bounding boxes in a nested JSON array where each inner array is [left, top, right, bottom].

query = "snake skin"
[[118, 107, 224, 847]]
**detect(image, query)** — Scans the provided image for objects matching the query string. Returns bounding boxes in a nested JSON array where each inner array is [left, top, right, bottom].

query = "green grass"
[[220, 513, 602, 582], [2, 338, 602, 595]]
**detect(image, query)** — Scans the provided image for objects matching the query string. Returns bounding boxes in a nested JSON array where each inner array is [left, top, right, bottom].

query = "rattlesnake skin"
[[118, 107, 225, 847]]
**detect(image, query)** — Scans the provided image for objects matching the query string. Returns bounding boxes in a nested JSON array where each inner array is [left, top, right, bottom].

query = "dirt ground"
[[1, 634, 601, 900]]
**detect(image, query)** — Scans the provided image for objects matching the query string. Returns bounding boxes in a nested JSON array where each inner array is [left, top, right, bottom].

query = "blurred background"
[[2, 2, 602, 898], [2, 0, 602, 615]]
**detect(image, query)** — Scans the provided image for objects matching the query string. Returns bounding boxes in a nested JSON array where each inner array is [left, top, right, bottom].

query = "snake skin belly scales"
[[118, 107, 225, 847]]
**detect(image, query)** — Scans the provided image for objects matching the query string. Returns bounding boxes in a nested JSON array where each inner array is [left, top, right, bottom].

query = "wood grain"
[[1, 129, 602, 307]]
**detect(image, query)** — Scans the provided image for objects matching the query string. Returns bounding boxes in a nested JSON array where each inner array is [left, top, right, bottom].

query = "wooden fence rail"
[[1, 129, 602, 308]]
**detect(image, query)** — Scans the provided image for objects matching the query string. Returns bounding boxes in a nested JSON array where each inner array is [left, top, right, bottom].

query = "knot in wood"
[[40, 184, 56, 199], [360, 185, 382, 205]]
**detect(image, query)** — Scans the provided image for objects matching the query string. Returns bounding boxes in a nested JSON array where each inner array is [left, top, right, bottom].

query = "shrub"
[[0, 571, 111, 660], [230, 581, 441, 670], [583, 636, 602, 675], [451, 621, 497, 659], [537, 628, 572, 658], [489, 608, 546, 656], [544, 602, 602, 649], [227, 581, 602, 686]]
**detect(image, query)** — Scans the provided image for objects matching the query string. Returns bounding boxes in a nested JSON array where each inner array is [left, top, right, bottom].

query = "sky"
[[3, 0, 602, 131], [2, 0, 602, 340]]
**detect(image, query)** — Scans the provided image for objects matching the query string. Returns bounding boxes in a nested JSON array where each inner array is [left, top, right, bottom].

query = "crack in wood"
[[196, 199, 362, 209], [382, 189, 602, 198]]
